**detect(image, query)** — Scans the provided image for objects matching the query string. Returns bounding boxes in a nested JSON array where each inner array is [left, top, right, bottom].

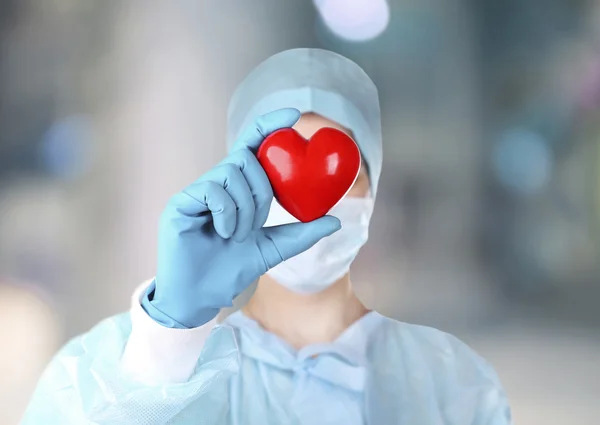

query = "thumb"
[[260, 216, 341, 264]]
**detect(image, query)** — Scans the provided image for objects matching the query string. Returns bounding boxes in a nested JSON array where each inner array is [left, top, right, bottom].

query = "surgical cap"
[[226, 48, 383, 196]]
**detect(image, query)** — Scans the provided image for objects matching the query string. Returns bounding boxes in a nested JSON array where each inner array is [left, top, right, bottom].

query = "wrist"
[[142, 282, 219, 328]]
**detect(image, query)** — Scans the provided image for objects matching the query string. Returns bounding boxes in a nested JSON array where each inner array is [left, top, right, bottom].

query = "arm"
[[121, 280, 218, 385], [20, 283, 238, 425]]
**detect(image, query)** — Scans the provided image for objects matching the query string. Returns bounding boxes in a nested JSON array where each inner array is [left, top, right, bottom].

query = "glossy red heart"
[[257, 127, 360, 222]]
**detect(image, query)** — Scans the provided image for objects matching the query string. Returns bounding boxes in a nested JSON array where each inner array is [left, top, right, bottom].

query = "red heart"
[[257, 127, 361, 223]]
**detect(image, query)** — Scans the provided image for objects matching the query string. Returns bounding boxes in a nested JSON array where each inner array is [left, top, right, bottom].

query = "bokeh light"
[[313, 0, 390, 42], [38, 115, 94, 180], [492, 128, 554, 196]]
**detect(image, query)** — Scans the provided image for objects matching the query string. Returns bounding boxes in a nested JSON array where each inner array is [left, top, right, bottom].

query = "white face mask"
[[263, 196, 374, 294]]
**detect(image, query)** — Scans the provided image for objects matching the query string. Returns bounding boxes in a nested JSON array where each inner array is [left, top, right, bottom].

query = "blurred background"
[[0, 0, 599, 423]]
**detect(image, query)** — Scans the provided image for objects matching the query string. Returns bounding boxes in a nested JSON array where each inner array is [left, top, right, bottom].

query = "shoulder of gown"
[[366, 315, 513, 425]]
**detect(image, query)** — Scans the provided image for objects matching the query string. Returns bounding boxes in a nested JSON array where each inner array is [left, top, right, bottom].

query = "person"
[[21, 48, 512, 425]]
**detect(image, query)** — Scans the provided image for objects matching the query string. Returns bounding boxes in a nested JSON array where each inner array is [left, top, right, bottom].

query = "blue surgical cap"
[[227, 48, 383, 197]]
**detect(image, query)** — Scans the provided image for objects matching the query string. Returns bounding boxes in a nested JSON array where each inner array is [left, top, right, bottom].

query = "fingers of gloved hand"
[[213, 163, 256, 242], [231, 108, 301, 153], [220, 148, 273, 230], [260, 215, 341, 263], [182, 181, 237, 239], [163, 190, 211, 219]]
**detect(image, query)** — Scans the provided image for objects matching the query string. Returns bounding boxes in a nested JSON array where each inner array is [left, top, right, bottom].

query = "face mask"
[[263, 196, 374, 293]]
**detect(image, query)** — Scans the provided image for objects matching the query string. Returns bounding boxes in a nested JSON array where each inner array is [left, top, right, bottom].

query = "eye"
[[357, 164, 368, 180], [350, 166, 368, 185]]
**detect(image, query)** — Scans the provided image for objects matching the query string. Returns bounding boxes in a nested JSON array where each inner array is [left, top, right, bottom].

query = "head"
[[227, 48, 382, 196], [227, 48, 381, 294]]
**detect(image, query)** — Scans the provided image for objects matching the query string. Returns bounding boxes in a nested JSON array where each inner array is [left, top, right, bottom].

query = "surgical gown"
[[22, 282, 511, 425]]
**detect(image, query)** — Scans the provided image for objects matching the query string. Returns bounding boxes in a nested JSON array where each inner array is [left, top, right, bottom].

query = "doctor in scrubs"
[[22, 48, 512, 425]]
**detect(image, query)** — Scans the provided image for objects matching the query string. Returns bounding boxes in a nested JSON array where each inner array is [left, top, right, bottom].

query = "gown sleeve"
[[20, 281, 239, 425]]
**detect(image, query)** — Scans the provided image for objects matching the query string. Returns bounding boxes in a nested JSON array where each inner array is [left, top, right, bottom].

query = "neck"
[[242, 273, 369, 350]]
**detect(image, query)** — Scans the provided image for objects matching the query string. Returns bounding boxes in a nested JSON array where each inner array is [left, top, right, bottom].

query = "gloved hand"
[[142, 108, 341, 328]]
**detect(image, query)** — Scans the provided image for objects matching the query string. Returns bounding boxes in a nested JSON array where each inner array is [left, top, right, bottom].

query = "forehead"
[[293, 112, 353, 138], [294, 112, 368, 175]]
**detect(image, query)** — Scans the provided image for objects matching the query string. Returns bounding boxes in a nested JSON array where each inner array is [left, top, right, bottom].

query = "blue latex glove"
[[142, 108, 341, 328]]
